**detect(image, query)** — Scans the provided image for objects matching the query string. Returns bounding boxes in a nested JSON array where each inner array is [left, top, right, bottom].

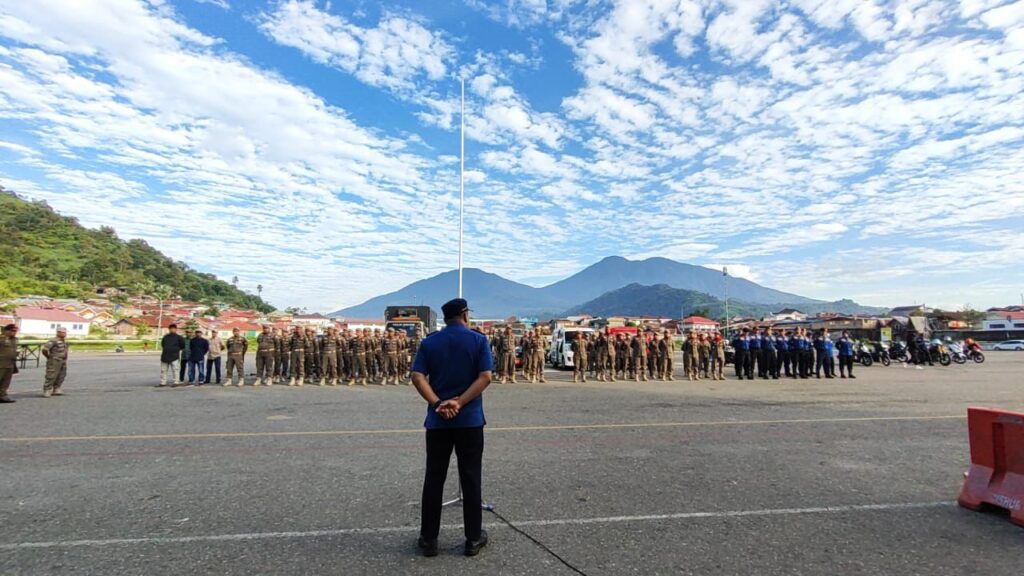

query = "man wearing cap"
[[1, 323, 20, 402], [255, 325, 276, 386], [42, 327, 69, 397], [225, 328, 248, 386], [412, 298, 493, 558]]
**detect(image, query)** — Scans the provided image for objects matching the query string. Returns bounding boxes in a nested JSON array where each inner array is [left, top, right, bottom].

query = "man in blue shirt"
[[411, 298, 494, 558]]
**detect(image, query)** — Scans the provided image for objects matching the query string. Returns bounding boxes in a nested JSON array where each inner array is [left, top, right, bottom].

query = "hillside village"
[[0, 289, 387, 341]]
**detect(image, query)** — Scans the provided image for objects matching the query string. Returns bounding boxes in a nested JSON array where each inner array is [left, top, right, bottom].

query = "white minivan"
[[548, 327, 595, 369]]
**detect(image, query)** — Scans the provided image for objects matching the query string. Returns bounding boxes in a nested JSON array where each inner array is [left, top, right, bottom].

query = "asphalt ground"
[[2, 352, 1023, 575]]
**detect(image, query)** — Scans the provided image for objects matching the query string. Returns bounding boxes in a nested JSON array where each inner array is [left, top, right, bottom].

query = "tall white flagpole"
[[458, 78, 465, 299]]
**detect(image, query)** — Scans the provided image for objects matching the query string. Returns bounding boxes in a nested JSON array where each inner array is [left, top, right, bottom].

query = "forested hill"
[[0, 188, 273, 312]]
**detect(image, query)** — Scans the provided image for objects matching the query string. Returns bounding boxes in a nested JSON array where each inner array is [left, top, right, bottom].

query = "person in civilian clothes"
[[412, 298, 493, 558]]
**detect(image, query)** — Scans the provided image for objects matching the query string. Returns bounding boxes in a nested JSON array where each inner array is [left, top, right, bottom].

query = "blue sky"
[[1, 0, 1023, 312]]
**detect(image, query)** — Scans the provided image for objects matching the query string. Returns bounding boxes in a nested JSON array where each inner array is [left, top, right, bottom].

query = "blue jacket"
[[190, 336, 209, 359], [732, 336, 749, 351], [750, 336, 761, 350], [775, 336, 788, 352], [836, 337, 855, 356], [823, 339, 835, 356]]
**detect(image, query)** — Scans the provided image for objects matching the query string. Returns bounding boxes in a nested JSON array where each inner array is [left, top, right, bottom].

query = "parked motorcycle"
[[889, 341, 909, 363], [949, 342, 968, 365], [869, 342, 891, 366], [856, 342, 874, 367], [928, 342, 952, 366]]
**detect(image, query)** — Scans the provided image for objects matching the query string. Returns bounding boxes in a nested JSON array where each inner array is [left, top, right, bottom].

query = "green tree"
[[959, 305, 986, 328]]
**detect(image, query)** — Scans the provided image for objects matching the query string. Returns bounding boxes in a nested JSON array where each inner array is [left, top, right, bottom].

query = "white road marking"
[[0, 501, 955, 550]]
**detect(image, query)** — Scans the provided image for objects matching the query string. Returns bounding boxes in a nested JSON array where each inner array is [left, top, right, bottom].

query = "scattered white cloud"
[[0, 0, 1022, 311], [259, 0, 453, 92]]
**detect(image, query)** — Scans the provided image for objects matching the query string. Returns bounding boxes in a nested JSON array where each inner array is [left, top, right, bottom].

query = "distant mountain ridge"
[[566, 284, 887, 319], [333, 256, 878, 319]]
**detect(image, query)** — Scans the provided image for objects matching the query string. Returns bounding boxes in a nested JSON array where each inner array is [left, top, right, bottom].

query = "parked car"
[[992, 340, 1024, 351]]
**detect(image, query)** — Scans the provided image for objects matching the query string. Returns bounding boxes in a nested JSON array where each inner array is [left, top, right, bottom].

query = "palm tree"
[[232, 276, 239, 287], [257, 284, 263, 299]]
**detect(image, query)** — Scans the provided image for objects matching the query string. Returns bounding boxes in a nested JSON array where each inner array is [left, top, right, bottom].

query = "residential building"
[[983, 311, 1024, 331], [14, 307, 89, 338], [678, 315, 720, 332]]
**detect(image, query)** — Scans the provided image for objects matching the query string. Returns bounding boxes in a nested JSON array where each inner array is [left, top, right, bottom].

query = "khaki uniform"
[[531, 334, 546, 383], [710, 338, 726, 380], [520, 336, 534, 380], [225, 335, 248, 385], [698, 338, 711, 378], [304, 333, 319, 382], [336, 335, 349, 383], [631, 336, 648, 381], [255, 332, 276, 385], [603, 336, 616, 382], [42, 337, 68, 395], [351, 336, 369, 385], [0, 334, 17, 400], [382, 336, 400, 384], [289, 332, 306, 385], [274, 332, 289, 383], [571, 338, 588, 382], [320, 333, 338, 385], [498, 332, 516, 383], [663, 335, 675, 380], [683, 337, 699, 381]]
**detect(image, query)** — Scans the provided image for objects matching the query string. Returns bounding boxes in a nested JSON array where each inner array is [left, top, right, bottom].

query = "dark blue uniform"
[[836, 336, 855, 377]]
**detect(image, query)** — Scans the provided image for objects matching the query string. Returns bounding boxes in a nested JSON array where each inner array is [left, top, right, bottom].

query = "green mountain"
[[564, 284, 886, 320], [0, 188, 273, 312]]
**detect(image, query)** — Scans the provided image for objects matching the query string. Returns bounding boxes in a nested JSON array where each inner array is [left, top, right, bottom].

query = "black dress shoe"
[[465, 530, 488, 557], [0, 396, 15, 403], [417, 536, 438, 557]]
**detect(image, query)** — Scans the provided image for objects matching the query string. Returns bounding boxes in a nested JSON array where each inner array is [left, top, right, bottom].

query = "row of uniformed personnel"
[[242, 325, 423, 387]]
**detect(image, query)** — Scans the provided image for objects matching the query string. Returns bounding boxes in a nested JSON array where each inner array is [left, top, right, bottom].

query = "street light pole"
[[723, 267, 729, 336], [458, 77, 465, 299]]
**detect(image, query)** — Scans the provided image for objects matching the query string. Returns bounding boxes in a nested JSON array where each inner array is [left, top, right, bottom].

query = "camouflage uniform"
[[274, 328, 289, 383]]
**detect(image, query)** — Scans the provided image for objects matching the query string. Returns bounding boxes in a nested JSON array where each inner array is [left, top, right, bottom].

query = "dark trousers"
[[838, 355, 854, 376], [205, 357, 222, 383], [421, 427, 484, 541], [179, 357, 188, 381], [279, 356, 290, 379], [750, 349, 759, 377], [763, 349, 776, 378], [799, 350, 811, 378], [734, 350, 748, 378]]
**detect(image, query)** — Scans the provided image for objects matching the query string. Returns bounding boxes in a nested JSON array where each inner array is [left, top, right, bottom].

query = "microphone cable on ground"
[[486, 507, 591, 576]]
